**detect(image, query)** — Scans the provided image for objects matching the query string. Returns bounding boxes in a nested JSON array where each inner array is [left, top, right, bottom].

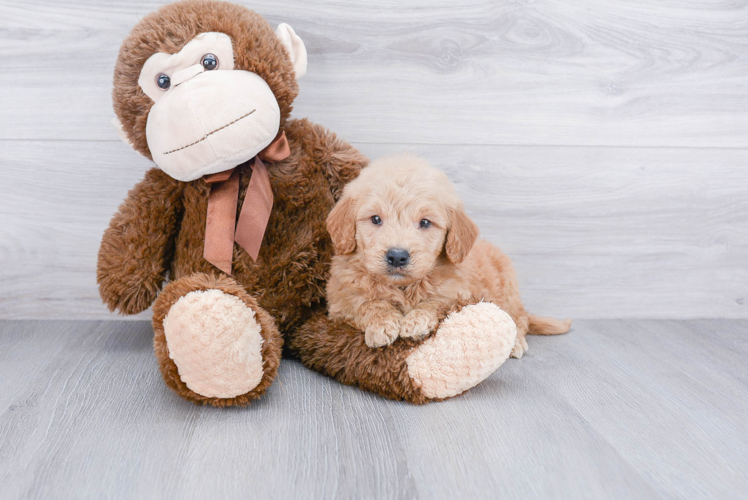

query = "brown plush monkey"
[[100, 0, 516, 406]]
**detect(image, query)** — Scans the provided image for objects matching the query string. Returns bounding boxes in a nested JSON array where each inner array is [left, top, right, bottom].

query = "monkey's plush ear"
[[111, 117, 134, 148], [326, 193, 357, 255], [276, 23, 307, 79], [445, 206, 479, 264]]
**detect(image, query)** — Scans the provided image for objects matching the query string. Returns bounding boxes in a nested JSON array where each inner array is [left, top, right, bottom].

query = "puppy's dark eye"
[[371, 215, 382, 225], [201, 53, 219, 71], [420, 219, 432, 229], [156, 73, 171, 90]]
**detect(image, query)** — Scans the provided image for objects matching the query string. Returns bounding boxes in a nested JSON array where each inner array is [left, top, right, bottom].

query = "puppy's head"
[[327, 153, 479, 283]]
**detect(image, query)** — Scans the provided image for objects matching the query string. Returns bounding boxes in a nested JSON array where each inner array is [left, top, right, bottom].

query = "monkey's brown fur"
[[99, 0, 442, 405]]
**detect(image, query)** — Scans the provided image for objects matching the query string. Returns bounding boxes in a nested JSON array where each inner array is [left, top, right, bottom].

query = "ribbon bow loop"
[[202, 131, 290, 274]]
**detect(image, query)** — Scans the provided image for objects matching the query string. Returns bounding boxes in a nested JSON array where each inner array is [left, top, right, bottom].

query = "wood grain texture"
[[0, 0, 747, 319], [1, 319, 747, 499], [0, 0, 746, 146], [2, 141, 746, 319]]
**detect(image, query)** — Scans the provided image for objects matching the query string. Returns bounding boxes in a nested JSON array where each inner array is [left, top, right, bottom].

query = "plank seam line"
[[2, 139, 748, 152]]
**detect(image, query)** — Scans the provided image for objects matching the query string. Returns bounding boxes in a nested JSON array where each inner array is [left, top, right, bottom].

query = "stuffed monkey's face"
[[136, 30, 303, 182]]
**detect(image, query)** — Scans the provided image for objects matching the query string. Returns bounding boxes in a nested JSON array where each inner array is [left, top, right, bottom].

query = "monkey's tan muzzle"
[[145, 70, 281, 182]]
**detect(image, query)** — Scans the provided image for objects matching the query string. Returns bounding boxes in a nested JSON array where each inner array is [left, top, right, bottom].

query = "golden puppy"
[[326, 154, 570, 356]]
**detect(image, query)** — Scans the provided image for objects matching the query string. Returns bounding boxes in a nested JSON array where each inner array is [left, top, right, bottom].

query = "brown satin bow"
[[203, 131, 291, 274]]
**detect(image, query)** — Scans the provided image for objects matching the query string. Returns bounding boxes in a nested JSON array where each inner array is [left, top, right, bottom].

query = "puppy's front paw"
[[510, 333, 529, 358], [400, 309, 438, 340], [365, 315, 402, 348]]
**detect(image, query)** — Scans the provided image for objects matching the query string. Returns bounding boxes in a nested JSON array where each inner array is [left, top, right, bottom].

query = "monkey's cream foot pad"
[[406, 302, 517, 399], [163, 289, 264, 398]]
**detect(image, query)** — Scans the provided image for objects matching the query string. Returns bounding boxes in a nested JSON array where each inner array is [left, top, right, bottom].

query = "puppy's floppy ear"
[[327, 193, 357, 254], [445, 205, 479, 264]]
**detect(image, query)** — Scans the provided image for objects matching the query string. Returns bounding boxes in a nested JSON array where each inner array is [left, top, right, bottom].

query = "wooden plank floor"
[[1, 319, 746, 499]]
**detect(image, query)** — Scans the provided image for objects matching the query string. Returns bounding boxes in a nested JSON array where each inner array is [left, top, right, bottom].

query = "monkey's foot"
[[406, 302, 517, 399], [163, 289, 264, 398], [152, 273, 282, 406]]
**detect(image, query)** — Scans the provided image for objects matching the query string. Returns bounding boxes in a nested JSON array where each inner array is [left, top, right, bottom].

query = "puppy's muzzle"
[[386, 248, 410, 268]]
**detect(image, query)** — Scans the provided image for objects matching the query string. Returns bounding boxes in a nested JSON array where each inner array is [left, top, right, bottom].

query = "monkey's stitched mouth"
[[162, 109, 256, 155]]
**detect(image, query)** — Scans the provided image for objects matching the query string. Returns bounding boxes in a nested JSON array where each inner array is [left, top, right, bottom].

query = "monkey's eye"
[[156, 73, 171, 90], [201, 53, 219, 71], [419, 219, 432, 229], [371, 215, 382, 225]]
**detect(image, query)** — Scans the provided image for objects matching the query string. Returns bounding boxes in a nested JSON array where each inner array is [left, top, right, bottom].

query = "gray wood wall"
[[1, 0, 747, 320]]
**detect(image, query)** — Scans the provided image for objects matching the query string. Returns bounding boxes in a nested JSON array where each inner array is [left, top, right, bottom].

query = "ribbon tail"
[[204, 168, 240, 274], [235, 157, 274, 261]]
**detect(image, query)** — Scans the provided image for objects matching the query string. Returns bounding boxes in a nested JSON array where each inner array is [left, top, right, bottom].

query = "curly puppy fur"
[[326, 154, 571, 356]]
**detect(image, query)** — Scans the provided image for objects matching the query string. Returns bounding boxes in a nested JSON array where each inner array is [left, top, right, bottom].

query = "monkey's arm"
[[323, 130, 368, 199], [292, 119, 368, 199], [97, 168, 184, 315]]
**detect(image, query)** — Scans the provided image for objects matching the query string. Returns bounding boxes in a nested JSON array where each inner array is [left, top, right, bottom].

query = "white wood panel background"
[[0, 0, 747, 319]]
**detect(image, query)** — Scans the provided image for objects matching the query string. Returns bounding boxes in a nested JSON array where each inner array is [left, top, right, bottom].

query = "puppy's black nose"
[[386, 248, 410, 268]]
